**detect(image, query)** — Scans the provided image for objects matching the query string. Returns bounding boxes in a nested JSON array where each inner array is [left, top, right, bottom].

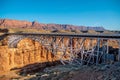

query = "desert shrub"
[[0, 28, 9, 33]]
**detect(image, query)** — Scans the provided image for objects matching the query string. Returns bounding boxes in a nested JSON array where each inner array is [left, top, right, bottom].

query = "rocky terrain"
[[0, 19, 105, 31], [28, 62, 120, 80], [1, 62, 120, 80]]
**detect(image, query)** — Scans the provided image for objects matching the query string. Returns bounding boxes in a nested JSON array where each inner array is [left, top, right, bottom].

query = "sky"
[[0, 0, 120, 30]]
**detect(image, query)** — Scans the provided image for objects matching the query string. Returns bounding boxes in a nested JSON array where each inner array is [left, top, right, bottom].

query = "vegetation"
[[0, 28, 9, 33], [8, 28, 51, 33], [110, 30, 120, 34]]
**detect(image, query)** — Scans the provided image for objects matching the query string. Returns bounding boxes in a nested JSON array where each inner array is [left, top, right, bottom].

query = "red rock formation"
[[0, 19, 32, 28], [0, 19, 105, 31]]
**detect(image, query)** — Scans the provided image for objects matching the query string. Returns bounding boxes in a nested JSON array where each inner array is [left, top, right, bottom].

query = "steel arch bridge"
[[8, 33, 120, 65]]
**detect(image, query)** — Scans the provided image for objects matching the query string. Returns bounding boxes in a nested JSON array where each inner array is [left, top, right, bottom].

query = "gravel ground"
[[1, 62, 120, 80], [28, 62, 120, 80]]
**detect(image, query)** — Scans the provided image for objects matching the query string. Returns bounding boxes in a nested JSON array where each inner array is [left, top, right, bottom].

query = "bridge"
[[7, 33, 120, 65]]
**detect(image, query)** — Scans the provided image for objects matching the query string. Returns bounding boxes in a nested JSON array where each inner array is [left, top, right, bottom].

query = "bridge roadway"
[[8, 33, 120, 39]]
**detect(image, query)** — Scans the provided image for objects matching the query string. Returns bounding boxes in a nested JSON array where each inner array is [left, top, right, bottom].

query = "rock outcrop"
[[0, 19, 32, 28]]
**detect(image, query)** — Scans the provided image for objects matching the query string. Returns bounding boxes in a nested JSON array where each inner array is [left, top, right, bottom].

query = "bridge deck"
[[9, 33, 120, 39]]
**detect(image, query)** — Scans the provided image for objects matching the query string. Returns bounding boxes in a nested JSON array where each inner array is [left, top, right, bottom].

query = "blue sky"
[[0, 0, 120, 30]]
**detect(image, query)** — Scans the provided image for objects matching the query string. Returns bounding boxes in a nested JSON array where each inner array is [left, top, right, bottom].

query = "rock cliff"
[[0, 38, 58, 73]]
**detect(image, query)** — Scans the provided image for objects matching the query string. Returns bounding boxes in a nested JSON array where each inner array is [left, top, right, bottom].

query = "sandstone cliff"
[[0, 38, 58, 73]]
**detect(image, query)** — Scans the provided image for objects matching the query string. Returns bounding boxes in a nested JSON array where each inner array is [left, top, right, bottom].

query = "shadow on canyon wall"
[[10, 60, 61, 75], [0, 34, 8, 41]]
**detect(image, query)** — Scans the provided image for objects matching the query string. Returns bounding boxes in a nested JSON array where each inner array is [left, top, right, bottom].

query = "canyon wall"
[[0, 38, 58, 73]]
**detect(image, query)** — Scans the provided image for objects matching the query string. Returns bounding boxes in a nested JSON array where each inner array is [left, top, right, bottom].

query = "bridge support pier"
[[96, 38, 100, 65]]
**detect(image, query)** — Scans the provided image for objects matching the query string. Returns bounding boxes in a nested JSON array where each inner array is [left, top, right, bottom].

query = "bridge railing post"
[[102, 39, 107, 63]]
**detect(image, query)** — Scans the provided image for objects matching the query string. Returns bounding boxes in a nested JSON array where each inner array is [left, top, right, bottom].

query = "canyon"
[[0, 35, 119, 73], [0, 19, 119, 80]]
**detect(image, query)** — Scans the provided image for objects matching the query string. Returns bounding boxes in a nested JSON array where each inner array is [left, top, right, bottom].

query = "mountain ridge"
[[0, 18, 105, 31]]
